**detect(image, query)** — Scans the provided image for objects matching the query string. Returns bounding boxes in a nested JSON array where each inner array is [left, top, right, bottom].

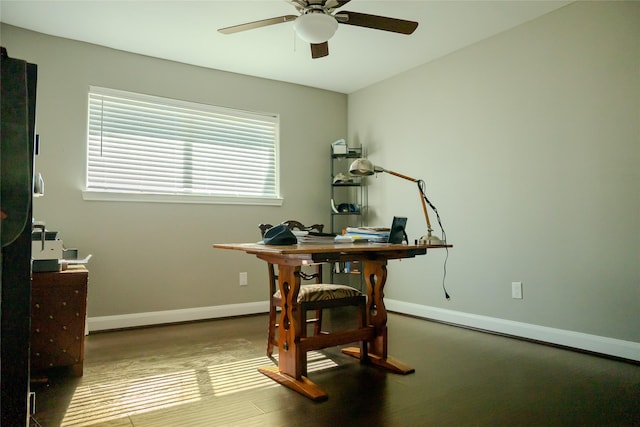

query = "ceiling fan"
[[218, 0, 418, 59]]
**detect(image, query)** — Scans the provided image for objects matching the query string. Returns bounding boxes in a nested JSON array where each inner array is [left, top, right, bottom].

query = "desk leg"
[[257, 264, 328, 401], [342, 259, 415, 375]]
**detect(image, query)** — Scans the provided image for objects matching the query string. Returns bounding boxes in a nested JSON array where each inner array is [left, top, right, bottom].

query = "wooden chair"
[[259, 220, 367, 358]]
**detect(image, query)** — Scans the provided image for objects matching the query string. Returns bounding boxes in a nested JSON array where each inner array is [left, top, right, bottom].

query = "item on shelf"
[[331, 198, 339, 213], [347, 146, 362, 156], [337, 203, 359, 213], [332, 172, 353, 184], [332, 260, 363, 273], [331, 138, 347, 155]]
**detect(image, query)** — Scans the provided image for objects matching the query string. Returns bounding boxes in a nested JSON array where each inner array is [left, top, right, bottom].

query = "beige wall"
[[2, 1, 638, 347], [348, 1, 639, 342], [1, 25, 347, 319]]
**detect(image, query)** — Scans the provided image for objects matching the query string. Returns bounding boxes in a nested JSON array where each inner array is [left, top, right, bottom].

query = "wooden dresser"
[[31, 265, 88, 376]]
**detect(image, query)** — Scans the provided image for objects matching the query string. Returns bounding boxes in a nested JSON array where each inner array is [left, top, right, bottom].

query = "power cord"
[[442, 247, 450, 300], [417, 180, 450, 300]]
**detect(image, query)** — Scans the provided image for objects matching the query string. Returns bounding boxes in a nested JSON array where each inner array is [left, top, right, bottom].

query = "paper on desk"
[[61, 254, 92, 265]]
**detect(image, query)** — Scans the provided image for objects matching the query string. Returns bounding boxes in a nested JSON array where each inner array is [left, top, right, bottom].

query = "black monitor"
[[388, 216, 408, 244]]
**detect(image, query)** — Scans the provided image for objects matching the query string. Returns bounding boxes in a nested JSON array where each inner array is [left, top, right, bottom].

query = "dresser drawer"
[[31, 266, 88, 376]]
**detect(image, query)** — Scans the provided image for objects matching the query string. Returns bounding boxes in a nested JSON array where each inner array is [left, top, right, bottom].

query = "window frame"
[[82, 86, 282, 206]]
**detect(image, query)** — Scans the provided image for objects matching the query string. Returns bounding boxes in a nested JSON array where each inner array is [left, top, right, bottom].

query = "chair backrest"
[[258, 220, 326, 294]]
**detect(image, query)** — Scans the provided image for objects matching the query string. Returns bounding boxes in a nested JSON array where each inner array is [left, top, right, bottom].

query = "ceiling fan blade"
[[324, 0, 351, 9], [338, 11, 418, 35], [310, 42, 329, 59], [288, 0, 308, 13], [218, 15, 297, 35]]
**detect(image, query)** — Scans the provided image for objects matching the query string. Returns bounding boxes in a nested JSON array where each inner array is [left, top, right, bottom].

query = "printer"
[[31, 223, 87, 272]]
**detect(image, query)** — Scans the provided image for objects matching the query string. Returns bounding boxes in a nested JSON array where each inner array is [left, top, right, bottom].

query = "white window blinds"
[[86, 87, 279, 202]]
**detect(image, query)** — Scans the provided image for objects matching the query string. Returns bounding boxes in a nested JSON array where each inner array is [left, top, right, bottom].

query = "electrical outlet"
[[511, 282, 523, 299], [239, 272, 248, 286]]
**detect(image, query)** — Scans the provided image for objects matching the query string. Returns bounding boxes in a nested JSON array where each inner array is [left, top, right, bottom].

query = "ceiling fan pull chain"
[[292, 27, 297, 53]]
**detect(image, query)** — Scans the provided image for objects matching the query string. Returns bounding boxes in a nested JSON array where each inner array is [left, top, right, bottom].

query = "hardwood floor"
[[30, 312, 640, 426]]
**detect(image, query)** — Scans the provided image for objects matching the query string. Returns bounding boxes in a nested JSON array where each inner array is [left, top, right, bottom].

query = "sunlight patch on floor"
[[59, 351, 339, 426], [207, 355, 278, 396], [307, 351, 341, 372], [207, 351, 339, 396], [61, 369, 201, 426]]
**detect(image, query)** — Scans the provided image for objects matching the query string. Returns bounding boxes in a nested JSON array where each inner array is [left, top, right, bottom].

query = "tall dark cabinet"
[[1, 47, 38, 426]]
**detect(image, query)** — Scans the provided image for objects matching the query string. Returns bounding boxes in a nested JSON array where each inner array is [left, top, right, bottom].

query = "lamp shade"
[[293, 13, 338, 44]]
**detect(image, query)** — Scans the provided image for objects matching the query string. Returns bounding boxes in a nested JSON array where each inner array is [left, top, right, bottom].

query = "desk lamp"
[[349, 158, 444, 245]]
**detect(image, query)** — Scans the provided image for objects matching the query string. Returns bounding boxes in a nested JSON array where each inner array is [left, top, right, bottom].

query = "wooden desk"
[[214, 242, 450, 401]]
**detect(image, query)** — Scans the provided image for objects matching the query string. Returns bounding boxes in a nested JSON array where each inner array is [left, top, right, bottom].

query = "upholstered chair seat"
[[274, 283, 362, 303]]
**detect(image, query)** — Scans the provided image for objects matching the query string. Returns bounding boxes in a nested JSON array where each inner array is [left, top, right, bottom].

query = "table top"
[[215, 241, 449, 252], [214, 242, 451, 263]]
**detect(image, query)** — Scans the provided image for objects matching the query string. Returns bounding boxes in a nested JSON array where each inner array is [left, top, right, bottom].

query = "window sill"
[[82, 190, 283, 206]]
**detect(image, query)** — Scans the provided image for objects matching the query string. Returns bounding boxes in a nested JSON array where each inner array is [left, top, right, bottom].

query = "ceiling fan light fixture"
[[293, 13, 338, 44]]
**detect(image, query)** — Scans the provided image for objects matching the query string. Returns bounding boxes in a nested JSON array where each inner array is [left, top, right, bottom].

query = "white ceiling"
[[0, 0, 571, 94]]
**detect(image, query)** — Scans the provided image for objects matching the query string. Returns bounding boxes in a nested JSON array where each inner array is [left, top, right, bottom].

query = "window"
[[84, 87, 281, 205]]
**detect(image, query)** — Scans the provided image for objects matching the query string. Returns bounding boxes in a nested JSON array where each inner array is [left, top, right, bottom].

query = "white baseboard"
[[385, 299, 640, 362], [88, 299, 639, 362], [87, 301, 269, 332]]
